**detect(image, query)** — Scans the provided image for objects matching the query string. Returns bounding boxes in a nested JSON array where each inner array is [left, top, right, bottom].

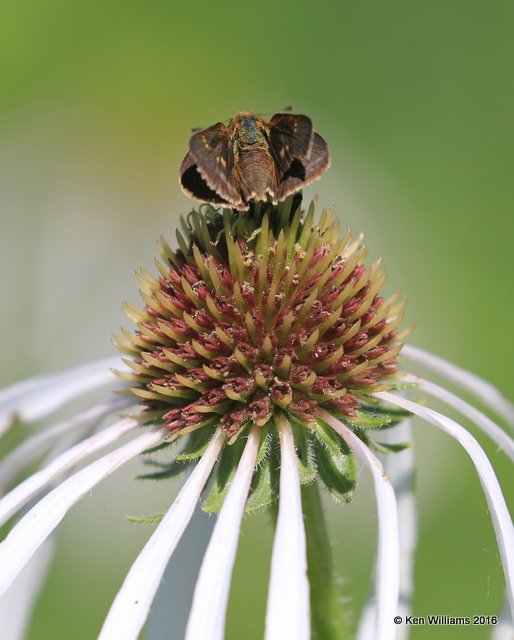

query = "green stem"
[[302, 482, 350, 640]]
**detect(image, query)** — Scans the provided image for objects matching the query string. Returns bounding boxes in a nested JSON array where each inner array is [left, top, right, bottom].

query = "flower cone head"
[[115, 197, 409, 508]]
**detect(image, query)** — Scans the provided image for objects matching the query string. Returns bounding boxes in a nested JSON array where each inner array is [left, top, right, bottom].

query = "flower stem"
[[301, 482, 350, 640]]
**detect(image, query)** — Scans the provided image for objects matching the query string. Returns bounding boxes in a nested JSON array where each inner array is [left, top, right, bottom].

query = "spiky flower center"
[[116, 198, 405, 442]]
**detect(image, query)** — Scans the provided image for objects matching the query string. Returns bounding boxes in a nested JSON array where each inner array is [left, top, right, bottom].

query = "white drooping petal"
[[319, 410, 400, 640], [143, 507, 216, 640], [0, 356, 126, 433], [0, 416, 139, 528], [357, 417, 417, 640], [99, 429, 226, 640], [405, 374, 514, 461], [0, 538, 54, 640], [265, 414, 310, 640], [492, 597, 514, 640], [185, 426, 260, 640], [381, 418, 417, 640], [0, 396, 132, 492], [0, 428, 163, 596], [376, 391, 514, 617], [402, 345, 514, 429], [356, 598, 374, 640]]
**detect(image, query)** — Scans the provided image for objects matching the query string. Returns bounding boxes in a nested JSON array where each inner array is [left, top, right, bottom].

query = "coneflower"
[[0, 196, 512, 640]]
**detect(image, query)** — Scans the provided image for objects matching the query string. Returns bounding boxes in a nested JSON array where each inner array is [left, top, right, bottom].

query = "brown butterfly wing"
[[276, 132, 330, 201], [188, 123, 245, 209], [180, 151, 229, 206], [268, 113, 314, 175]]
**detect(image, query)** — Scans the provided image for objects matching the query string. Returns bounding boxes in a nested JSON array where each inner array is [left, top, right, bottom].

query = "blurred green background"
[[0, 1, 512, 639]]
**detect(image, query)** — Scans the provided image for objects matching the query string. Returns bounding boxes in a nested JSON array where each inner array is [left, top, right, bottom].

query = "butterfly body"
[[231, 113, 277, 203], [180, 111, 330, 211]]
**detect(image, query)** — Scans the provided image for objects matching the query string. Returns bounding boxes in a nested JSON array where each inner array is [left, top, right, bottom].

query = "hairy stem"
[[302, 482, 349, 640]]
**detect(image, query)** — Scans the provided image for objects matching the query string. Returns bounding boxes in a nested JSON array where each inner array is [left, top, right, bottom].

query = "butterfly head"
[[230, 112, 268, 148]]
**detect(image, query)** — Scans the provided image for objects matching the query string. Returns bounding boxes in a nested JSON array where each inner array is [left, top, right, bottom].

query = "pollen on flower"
[[114, 197, 408, 440]]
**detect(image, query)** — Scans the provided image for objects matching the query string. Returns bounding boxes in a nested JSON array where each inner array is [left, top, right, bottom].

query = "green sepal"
[[373, 440, 412, 454], [359, 433, 413, 455], [332, 400, 411, 432], [140, 457, 171, 468], [127, 513, 164, 525], [137, 428, 215, 480], [137, 426, 219, 480], [290, 419, 317, 485], [383, 415, 410, 430], [344, 410, 392, 430], [245, 432, 280, 513], [136, 458, 188, 481], [140, 439, 175, 456], [314, 419, 356, 501], [176, 424, 217, 461], [358, 400, 411, 420], [255, 425, 272, 467], [202, 434, 246, 513]]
